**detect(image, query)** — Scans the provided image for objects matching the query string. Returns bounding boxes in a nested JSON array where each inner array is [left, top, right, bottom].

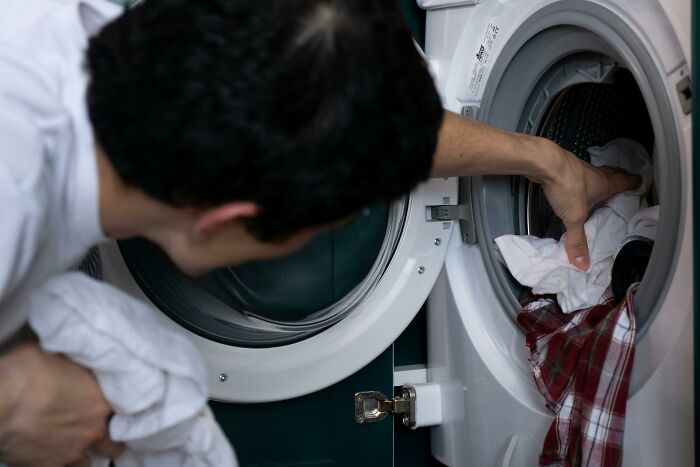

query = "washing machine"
[[420, 0, 693, 465], [95, 0, 691, 465]]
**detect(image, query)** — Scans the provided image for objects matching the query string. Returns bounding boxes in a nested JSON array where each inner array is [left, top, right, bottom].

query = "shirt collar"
[[78, 0, 124, 37], [69, 0, 122, 245]]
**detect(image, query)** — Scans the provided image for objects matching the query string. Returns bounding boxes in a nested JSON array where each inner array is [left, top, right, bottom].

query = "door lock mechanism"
[[354, 386, 416, 427]]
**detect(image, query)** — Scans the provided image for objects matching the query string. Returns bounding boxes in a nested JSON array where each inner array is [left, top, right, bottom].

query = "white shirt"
[[0, 0, 121, 343], [0, 7, 238, 462]]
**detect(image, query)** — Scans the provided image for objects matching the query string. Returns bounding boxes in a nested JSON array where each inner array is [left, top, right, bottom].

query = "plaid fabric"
[[518, 286, 637, 467]]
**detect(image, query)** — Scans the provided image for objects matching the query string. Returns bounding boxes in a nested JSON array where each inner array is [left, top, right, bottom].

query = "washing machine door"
[[100, 178, 457, 402]]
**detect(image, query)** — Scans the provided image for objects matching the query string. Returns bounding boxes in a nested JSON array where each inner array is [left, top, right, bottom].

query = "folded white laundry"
[[495, 138, 654, 313], [24, 273, 238, 467]]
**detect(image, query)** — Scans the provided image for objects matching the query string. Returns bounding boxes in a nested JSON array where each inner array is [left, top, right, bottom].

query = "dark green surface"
[[396, 0, 427, 49], [394, 307, 429, 367], [394, 418, 446, 467], [211, 346, 393, 467]]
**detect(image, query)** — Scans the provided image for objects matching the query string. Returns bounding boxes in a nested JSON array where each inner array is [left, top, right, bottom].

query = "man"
[[0, 0, 639, 465]]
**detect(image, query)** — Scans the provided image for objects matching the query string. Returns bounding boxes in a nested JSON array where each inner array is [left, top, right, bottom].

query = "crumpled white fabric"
[[24, 273, 238, 467], [620, 205, 659, 249], [495, 138, 654, 313]]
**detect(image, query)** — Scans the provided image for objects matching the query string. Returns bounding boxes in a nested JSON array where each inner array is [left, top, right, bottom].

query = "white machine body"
[[423, 0, 692, 465]]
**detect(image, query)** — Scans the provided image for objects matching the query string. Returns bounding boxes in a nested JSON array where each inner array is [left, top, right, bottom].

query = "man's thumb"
[[565, 223, 590, 271]]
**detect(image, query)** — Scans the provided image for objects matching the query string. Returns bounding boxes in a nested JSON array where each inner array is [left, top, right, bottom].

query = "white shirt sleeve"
[[0, 102, 52, 308], [0, 8, 115, 344], [0, 38, 69, 342]]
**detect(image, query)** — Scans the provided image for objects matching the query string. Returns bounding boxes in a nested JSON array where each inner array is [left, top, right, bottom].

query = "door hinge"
[[354, 386, 416, 427]]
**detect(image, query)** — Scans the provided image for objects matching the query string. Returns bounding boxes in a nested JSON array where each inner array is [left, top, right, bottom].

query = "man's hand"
[[537, 144, 641, 270], [432, 111, 641, 270], [0, 343, 124, 467]]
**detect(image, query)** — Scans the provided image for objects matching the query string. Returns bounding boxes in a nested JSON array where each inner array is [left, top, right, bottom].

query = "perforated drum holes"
[[527, 69, 654, 239]]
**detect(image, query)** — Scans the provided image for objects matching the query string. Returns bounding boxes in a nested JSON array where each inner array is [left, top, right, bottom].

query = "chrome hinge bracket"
[[354, 386, 417, 427]]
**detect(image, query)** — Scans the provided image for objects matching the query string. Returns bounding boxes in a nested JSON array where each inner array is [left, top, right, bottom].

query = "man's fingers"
[[92, 437, 126, 459], [597, 166, 642, 195], [564, 222, 590, 271]]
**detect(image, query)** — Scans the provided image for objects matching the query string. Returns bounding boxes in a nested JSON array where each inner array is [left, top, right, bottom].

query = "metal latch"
[[427, 204, 465, 222], [354, 386, 416, 427], [427, 177, 478, 244]]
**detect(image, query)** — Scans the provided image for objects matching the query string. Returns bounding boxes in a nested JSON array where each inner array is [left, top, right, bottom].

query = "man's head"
[[87, 0, 442, 272]]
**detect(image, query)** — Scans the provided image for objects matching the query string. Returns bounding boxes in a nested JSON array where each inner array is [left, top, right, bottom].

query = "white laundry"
[[495, 138, 654, 313], [24, 273, 238, 467], [620, 205, 659, 248]]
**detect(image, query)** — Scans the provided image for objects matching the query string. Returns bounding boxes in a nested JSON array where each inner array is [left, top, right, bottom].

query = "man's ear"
[[192, 202, 259, 241]]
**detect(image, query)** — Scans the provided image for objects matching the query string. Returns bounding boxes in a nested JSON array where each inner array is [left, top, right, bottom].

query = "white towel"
[[495, 138, 654, 313], [24, 273, 238, 467]]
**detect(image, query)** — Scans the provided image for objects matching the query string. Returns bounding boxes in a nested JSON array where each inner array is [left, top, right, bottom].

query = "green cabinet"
[[211, 347, 393, 467]]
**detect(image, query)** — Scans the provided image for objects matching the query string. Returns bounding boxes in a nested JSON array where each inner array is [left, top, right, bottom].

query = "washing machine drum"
[[476, 65, 658, 329], [118, 202, 403, 348], [527, 69, 654, 240]]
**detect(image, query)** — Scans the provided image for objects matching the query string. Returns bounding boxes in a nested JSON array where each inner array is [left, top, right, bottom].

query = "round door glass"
[[119, 201, 407, 347], [190, 205, 389, 322], [468, 24, 681, 338]]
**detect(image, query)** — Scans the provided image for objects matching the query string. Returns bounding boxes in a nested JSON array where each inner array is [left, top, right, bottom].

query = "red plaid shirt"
[[518, 286, 637, 467]]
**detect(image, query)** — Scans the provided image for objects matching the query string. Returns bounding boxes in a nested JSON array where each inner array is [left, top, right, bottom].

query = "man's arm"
[[431, 111, 641, 270]]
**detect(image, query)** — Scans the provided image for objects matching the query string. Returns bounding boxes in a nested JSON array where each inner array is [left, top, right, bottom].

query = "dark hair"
[[87, 0, 442, 240]]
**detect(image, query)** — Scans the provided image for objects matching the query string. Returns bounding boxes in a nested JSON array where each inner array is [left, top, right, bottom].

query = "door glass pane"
[[119, 202, 401, 347]]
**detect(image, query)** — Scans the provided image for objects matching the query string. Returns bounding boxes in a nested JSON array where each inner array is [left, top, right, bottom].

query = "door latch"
[[354, 386, 416, 427], [426, 177, 478, 244]]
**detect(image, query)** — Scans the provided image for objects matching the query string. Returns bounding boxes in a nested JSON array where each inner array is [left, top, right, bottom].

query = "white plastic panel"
[[434, 0, 689, 115], [411, 383, 444, 429], [615, 0, 690, 71], [657, 0, 691, 67]]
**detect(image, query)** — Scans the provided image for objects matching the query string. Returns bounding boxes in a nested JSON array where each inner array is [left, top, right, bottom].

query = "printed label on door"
[[467, 22, 501, 98]]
